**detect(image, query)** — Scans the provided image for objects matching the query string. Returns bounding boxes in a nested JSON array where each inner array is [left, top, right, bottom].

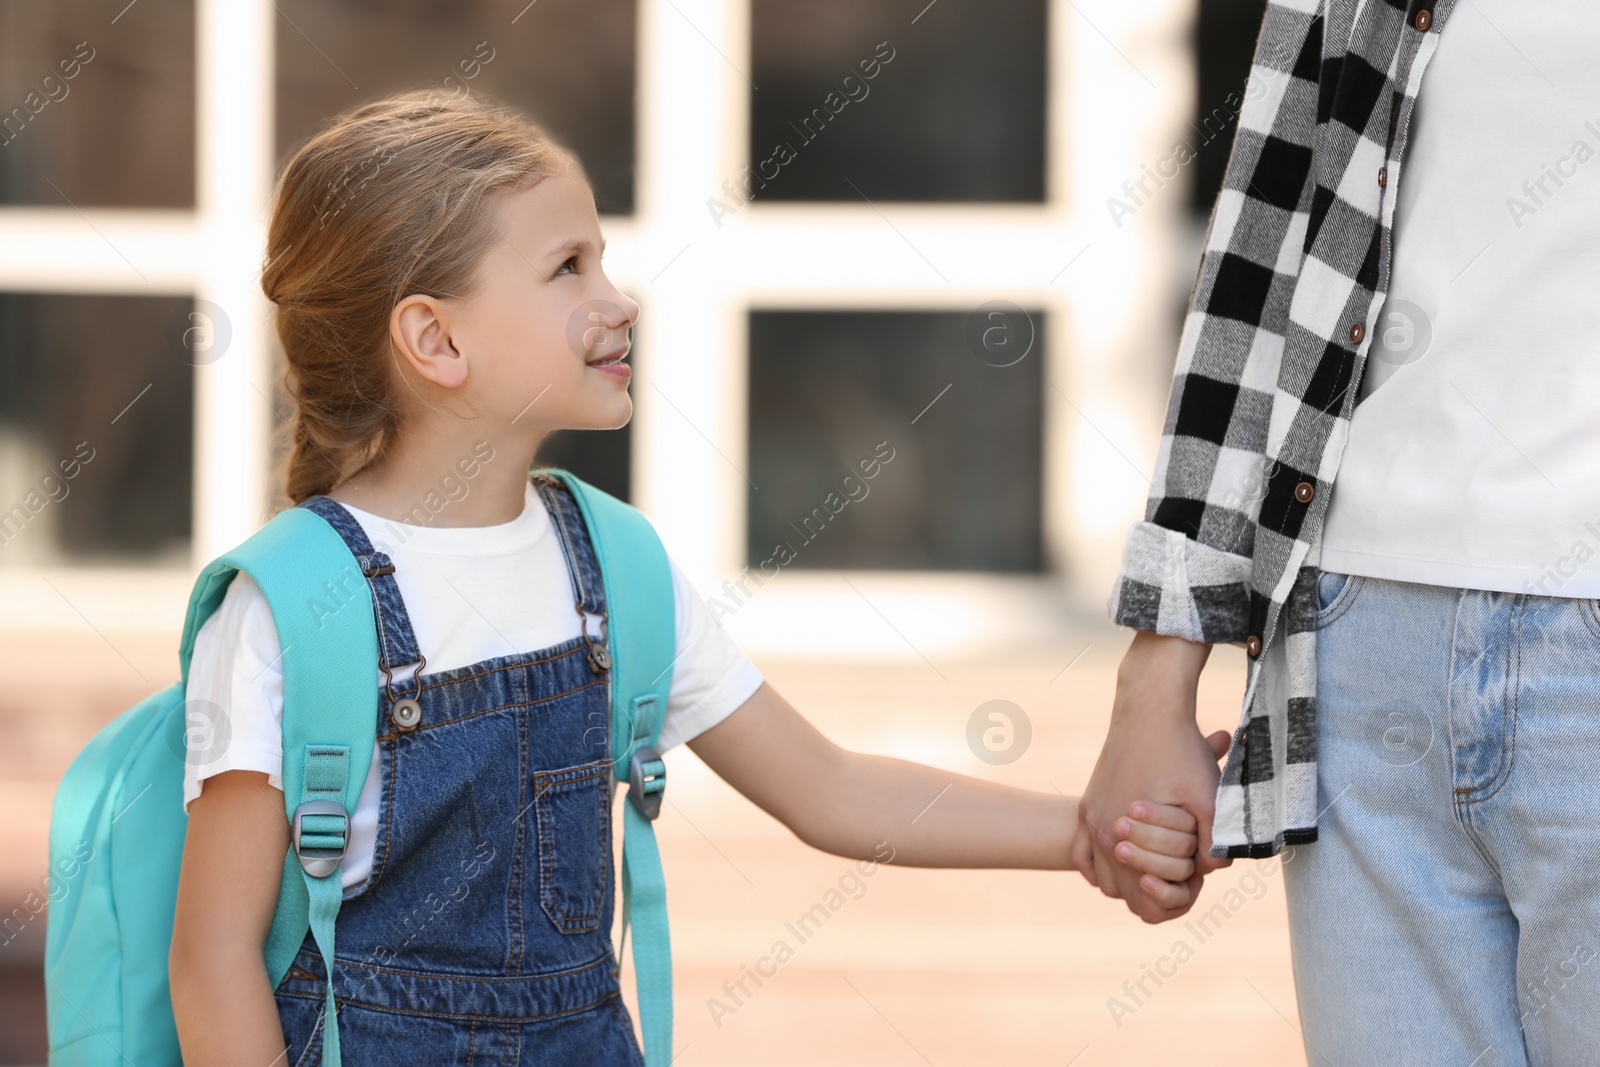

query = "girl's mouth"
[[587, 348, 631, 377]]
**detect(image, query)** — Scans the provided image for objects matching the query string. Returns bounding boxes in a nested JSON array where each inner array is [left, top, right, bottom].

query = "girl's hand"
[[1111, 800, 1201, 908]]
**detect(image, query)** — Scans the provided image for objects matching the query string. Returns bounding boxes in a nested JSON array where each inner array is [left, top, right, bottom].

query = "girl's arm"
[[687, 683, 1202, 904], [169, 769, 293, 1066]]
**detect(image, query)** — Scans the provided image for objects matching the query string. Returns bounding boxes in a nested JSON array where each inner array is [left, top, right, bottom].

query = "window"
[[748, 0, 1047, 202], [274, 0, 637, 214], [747, 309, 1043, 571], [737, 0, 1051, 580], [534, 426, 632, 503], [0, 1, 196, 208], [0, 293, 193, 565]]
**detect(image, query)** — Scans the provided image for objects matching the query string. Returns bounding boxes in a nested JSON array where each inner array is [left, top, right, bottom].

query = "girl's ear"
[[390, 294, 468, 389]]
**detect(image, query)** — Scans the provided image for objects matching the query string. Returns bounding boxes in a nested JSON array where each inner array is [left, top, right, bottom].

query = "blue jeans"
[[1285, 570, 1600, 1066]]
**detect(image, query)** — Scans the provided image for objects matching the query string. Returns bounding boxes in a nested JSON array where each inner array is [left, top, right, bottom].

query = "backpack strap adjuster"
[[292, 799, 350, 878], [627, 745, 666, 821]]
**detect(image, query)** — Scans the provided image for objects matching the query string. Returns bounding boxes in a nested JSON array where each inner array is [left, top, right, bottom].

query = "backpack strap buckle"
[[627, 745, 666, 821], [292, 799, 350, 878]]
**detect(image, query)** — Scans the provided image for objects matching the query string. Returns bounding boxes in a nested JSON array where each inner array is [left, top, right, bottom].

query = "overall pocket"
[[534, 758, 613, 934]]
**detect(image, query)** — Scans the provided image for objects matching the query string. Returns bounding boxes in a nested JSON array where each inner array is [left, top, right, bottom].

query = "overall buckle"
[[291, 799, 350, 878], [627, 745, 666, 821]]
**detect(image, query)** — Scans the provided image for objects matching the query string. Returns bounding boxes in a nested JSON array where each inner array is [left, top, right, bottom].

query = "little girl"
[[167, 91, 1213, 1065]]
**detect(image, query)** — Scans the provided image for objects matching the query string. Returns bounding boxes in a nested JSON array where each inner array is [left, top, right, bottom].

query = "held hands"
[[1069, 732, 1232, 918], [1071, 798, 1212, 909], [1075, 633, 1235, 921], [1075, 630, 1235, 921]]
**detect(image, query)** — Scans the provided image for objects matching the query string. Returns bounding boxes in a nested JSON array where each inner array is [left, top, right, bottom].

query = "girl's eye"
[[554, 255, 578, 276]]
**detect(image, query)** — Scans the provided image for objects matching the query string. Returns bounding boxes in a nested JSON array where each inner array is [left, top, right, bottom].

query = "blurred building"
[[0, 0, 1276, 654], [0, 1, 1268, 1062]]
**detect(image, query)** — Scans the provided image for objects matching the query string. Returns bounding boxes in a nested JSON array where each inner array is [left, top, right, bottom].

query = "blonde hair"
[[263, 89, 578, 506]]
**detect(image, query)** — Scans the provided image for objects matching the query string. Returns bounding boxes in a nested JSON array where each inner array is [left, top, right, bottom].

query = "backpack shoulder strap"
[[180, 501, 378, 1067], [543, 469, 677, 1067]]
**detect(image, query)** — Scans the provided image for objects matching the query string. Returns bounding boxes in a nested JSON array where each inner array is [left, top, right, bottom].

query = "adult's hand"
[[1072, 630, 1231, 923]]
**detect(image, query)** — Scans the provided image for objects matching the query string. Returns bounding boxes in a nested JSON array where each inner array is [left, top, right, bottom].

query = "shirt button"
[[1348, 321, 1365, 345], [1415, 9, 1433, 31], [1378, 166, 1387, 188], [1246, 635, 1263, 657], [1294, 481, 1315, 504]]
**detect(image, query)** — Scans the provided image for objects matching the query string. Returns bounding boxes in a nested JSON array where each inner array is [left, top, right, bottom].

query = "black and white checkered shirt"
[[1107, 0, 1456, 858]]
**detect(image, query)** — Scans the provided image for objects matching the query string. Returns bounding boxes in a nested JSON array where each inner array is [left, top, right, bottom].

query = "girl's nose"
[[610, 289, 640, 331]]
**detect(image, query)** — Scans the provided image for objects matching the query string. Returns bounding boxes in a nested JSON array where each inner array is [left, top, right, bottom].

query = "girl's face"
[[452, 168, 639, 434]]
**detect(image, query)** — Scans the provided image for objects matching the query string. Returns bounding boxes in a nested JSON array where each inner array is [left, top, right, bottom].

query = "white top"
[[182, 479, 765, 896], [1318, 1, 1600, 597]]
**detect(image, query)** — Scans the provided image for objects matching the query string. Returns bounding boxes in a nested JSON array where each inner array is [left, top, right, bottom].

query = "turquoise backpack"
[[44, 469, 677, 1066]]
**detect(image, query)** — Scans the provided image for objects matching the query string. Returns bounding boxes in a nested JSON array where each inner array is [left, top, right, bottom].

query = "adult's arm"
[[1092, 0, 1327, 918], [1072, 631, 1229, 923]]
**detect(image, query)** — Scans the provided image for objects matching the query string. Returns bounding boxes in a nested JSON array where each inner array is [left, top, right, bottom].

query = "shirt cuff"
[[1106, 520, 1253, 645]]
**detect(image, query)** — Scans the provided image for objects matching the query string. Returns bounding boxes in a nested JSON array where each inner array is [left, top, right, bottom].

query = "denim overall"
[[271, 477, 644, 1066]]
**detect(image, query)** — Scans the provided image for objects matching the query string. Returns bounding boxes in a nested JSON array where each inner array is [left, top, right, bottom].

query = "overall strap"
[[266, 494, 428, 1067], [297, 496, 428, 696], [535, 476, 608, 617], [539, 469, 678, 1067], [534, 474, 612, 676]]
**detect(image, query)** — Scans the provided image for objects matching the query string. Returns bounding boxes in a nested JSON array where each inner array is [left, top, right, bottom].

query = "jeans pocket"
[[534, 758, 612, 934], [1312, 568, 1362, 628]]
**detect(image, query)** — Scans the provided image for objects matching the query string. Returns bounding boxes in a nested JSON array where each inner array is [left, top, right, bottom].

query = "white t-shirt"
[[1318, 2, 1600, 596], [182, 479, 764, 896]]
